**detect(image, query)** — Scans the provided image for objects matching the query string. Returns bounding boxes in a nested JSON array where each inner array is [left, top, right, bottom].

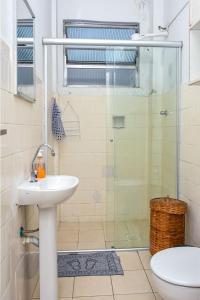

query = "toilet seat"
[[150, 247, 200, 287]]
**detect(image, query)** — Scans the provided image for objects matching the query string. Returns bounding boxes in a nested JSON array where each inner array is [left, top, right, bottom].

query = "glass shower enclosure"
[[105, 46, 180, 249], [42, 38, 181, 251]]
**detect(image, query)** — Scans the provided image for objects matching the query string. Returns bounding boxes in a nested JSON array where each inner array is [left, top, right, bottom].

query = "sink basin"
[[17, 175, 79, 208]]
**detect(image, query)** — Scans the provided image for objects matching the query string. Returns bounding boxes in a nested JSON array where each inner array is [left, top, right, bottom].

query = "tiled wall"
[[58, 86, 178, 231], [150, 93, 162, 198], [150, 45, 179, 200], [0, 0, 54, 300], [58, 91, 107, 223], [106, 94, 151, 223], [179, 84, 200, 246], [161, 90, 177, 197], [162, 1, 200, 247], [0, 38, 41, 300], [0, 0, 52, 298], [58, 91, 151, 225], [150, 90, 178, 199]]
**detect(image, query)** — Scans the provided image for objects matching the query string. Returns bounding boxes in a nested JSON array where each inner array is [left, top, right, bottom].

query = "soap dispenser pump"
[[36, 150, 46, 179]]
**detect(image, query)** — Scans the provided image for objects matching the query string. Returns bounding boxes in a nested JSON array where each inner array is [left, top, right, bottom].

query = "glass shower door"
[[105, 46, 179, 249]]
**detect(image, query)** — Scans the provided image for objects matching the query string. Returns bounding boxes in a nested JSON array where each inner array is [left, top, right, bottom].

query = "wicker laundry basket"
[[150, 197, 187, 255]]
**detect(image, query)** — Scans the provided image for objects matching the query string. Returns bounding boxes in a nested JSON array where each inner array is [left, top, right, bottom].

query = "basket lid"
[[150, 197, 187, 214]]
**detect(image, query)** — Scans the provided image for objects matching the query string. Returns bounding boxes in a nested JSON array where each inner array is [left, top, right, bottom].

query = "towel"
[[51, 97, 66, 141]]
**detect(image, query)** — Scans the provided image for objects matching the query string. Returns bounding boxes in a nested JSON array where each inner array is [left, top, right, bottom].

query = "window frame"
[[63, 20, 140, 88], [17, 18, 36, 101]]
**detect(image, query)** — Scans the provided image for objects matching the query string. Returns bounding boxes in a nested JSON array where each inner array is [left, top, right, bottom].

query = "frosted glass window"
[[63, 20, 139, 87]]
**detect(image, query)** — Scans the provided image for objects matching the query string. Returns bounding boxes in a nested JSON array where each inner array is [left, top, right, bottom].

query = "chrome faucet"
[[30, 144, 55, 182]]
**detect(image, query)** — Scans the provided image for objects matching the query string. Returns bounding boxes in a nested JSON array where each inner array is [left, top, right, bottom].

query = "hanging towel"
[[51, 97, 66, 141]]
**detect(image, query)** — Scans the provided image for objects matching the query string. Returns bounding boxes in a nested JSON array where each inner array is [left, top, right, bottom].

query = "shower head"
[[158, 26, 168, 32]]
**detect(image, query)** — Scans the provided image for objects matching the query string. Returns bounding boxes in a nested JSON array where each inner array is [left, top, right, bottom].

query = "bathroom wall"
[[0, 0, 52, 299], [180, 84, 200, 246], [145, 1, 180, 201], [58, 91, 151, 225], [57, 0, 153, 34], [55, 0, 154, 225], [159, 50, 178, 198], [163, 0, 190, 84], [56, 0, 153, 93], [58, 90, 107, 224], [161, 0, 200, 246], [148, 39, 179, 201]]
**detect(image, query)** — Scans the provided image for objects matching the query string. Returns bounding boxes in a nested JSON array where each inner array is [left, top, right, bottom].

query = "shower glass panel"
[[105, 46, 178, 249], [44, 40, 180, 251]]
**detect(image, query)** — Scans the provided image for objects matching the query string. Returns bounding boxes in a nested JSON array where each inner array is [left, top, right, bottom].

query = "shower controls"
[[160, 110, 168, 116]]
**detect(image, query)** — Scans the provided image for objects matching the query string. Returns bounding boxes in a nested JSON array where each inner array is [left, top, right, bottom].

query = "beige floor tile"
[[59, 277, 74, 298], [117, 251, 143, 271], [73, 297, 114, 300], [32, 281, 39, 299], [32, 278, 74, 298], [115, 294, 156, 300], [79, 229, 105, 243], [145, 270, 157, 293], [79, 221, 103, 231], [111, 270, 152, 295], [74, 276, 113, 297], [58, 242, 77, 251], [138, 251, 151, 270], [77, 241, 106, 250], [58, 229, 79, 243]]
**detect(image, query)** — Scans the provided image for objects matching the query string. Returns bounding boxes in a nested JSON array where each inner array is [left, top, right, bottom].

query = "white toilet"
[[150, 247, 200, 300]]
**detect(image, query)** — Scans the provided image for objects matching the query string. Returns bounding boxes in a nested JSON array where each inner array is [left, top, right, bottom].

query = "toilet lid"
[[150, 247, 200, 287]]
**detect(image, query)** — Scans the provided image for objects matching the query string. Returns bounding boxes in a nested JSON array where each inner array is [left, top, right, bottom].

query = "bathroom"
[[1, 0, 200, 299]]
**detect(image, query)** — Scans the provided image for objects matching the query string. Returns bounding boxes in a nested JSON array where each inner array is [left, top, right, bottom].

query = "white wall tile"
[[0, 0, 51, 297]]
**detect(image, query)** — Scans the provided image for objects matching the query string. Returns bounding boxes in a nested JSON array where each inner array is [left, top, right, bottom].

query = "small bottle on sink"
[[35, 150, 46, 179]]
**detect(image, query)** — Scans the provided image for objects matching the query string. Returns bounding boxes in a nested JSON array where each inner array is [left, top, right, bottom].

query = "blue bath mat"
[[57, 251, 124, 277]]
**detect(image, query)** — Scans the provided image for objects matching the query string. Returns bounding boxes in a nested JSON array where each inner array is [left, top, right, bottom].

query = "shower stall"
[[43, 38, 181, 251]]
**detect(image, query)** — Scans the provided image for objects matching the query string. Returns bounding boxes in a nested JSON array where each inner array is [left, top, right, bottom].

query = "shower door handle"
[[160, 110, 168, 116]]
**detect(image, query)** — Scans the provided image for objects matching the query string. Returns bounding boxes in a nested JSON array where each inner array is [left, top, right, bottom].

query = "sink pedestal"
[[17, 175, 79, 300], [39, 207, 58, 300]]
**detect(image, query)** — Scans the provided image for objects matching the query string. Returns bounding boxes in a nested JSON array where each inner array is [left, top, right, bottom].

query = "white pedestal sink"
[[17, 175, 79, 300]]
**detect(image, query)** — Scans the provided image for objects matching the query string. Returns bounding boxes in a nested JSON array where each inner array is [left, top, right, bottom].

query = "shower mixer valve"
[[160, 110, 168, 116]]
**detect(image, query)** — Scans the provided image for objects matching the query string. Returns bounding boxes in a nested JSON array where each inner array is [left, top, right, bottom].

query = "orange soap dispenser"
[[36, 150, 46, 179]]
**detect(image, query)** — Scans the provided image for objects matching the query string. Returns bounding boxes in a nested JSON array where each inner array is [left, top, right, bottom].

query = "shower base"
[[57, 220, 149, 251]]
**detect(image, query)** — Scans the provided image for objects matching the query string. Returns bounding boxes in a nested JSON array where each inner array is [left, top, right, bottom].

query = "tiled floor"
[[32, 250, 163, 300], [57, 220, 149, 251]]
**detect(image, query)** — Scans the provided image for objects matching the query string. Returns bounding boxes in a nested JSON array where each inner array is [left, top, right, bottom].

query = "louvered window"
[[63, 20, 139, 87], [17, 19, 34, 85]]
